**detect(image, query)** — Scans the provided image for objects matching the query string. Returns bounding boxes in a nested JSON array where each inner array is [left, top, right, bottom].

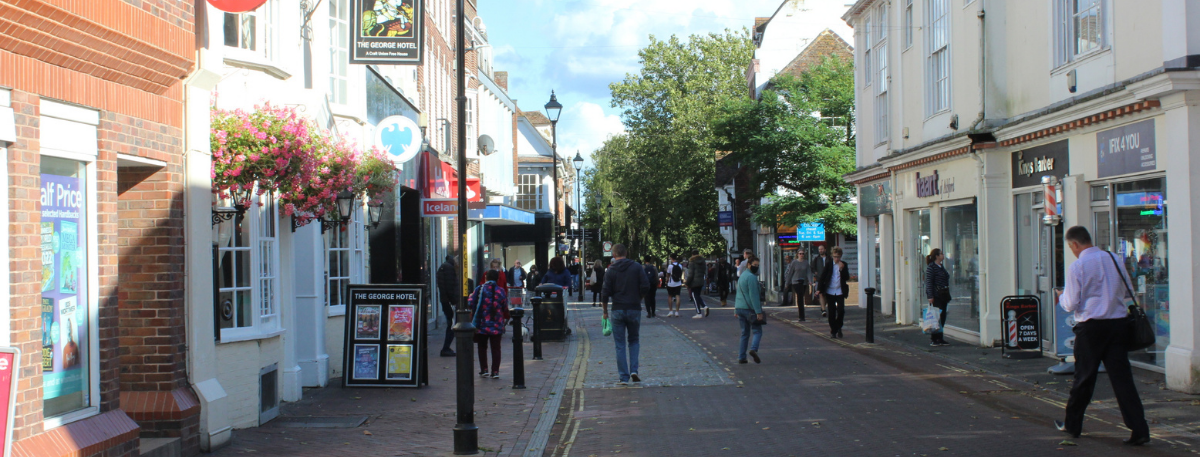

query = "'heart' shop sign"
[[375, 115, 424, 168], [208, 0, 269, 12]]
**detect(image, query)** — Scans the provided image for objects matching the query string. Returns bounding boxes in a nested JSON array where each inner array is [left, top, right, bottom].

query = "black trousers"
[[825, 294, 845, 334], [717, 282, 730, 303], [931, 303, 948, 343], [1064, 318, 1149, 437], [645, 288, 657, 317], [792, 282, 807, 320], [690, 286, 708, 314], [441, 298, 455, 351]]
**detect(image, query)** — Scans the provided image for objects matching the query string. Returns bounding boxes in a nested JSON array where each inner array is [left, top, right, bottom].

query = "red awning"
[[208, 0, 268, 13]]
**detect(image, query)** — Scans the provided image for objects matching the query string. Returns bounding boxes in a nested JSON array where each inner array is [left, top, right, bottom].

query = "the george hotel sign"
[[352, 0, 425, 65]]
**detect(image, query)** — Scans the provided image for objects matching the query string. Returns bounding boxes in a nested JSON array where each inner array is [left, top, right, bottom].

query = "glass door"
[[942, 203, 980, 332], [1114, 178, 1168, 367], [910, 209, 931, 313]]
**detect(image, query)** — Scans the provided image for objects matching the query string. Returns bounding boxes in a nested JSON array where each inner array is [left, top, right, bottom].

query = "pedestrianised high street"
[[0, 1, 1198, 456]]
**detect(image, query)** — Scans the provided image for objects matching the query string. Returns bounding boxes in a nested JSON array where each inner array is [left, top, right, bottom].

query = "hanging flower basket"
[[354, 146, 398, 201], [278, 135, 360, 225], [210, 103, 317, 204]]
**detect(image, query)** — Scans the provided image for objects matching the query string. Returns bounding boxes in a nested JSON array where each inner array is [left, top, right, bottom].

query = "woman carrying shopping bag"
[[925, 248, 951, 347], [469, 270, 510, 378]]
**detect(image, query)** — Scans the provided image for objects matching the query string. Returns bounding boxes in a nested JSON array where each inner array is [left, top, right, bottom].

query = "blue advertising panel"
[[796, 222, 826, 242], [717, 211, 734, 227]]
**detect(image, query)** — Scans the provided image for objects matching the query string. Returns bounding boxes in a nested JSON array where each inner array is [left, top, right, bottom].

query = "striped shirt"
[[1058, 247, 1133, 322]]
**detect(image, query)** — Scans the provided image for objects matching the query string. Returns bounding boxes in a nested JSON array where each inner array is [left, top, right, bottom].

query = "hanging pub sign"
[[343, 285, 427, 387], [1000, 295, 1042, 359], [352, 0, 425, 65]]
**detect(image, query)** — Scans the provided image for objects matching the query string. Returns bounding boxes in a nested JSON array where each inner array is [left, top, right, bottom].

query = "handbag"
[[601, 317, 612, 336], [1107, 252, 1156, 352]]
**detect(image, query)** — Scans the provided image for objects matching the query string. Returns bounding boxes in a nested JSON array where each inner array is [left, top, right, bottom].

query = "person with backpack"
[[687, 250, 710, 318], [643, 258, 659, 318], [663, 254, 685, 317], [469, 270, 510, 379]]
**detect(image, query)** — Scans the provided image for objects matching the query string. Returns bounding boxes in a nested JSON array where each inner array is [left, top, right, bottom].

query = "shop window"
[[1114, 178, 1168, 367], [941, 203, 979, 333], [329, 0, 350, 104], [215, 191, 280, 340], [1090, 184, 1109, 201], [41, 156, 95, 420]]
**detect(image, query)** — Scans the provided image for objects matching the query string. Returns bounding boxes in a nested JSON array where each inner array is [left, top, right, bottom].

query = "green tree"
[[594, 30, 755, 260], [713, 55, 858, 235]]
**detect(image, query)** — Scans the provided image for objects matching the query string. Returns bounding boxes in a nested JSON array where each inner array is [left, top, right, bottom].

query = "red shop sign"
[[421, 199, 458, 217], [0, 348, 19, 457], [207, 0, 269, 13]]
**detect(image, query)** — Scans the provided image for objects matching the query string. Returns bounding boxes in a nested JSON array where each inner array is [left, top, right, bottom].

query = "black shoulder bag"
[[1107, 252, 1156, 352]]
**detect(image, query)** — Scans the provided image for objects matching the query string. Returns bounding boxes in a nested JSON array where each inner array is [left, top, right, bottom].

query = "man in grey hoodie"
[[601, 244, 649, 385]]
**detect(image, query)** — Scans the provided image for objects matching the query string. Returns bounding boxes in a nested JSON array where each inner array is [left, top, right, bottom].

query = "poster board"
[[1000, 295, 1042, 359], [343, 285, 427, 387]]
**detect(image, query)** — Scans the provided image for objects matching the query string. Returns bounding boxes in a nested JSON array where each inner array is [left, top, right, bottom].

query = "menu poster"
[[386, 344, 412, 380], [355, 305, 382, 340], [387, 305, 415, 342], [352, 345, 379, 380], [39, 172, 87, 400]]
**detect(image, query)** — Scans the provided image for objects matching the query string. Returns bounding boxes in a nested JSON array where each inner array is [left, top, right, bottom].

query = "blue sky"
[[477, 0, 788, 166]]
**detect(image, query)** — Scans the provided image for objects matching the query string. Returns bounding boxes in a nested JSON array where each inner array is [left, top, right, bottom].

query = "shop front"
[[896, 159, 983, 343], [858, 180, 893, 314], [1010, 140, 1070, 353]]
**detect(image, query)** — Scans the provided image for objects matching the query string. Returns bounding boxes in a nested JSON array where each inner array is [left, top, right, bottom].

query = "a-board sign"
[[1001, 295, 1042, 359], [343, 285, 427, 388], [0, 348, 18, 457]]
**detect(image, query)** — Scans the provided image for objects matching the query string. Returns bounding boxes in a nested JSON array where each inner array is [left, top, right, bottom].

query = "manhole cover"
[[270, 416, 369, 428]]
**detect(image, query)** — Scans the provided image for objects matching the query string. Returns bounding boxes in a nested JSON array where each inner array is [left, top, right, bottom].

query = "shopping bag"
[[601, 317, 612, 336], [921, 305, 942, 334]]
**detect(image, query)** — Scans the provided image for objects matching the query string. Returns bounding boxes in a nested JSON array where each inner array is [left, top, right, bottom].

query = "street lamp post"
[[545, 92, 562, 259], [452, 0, 478, 453], [604, 202, 613, 257], [573, 152, 584, 301]]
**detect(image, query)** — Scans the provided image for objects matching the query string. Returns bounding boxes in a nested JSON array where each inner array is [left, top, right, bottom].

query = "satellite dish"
[[478, 134, 496, 156]]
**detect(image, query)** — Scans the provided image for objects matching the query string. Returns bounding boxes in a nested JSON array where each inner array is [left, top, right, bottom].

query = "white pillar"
[[293, 226, 328, 388], [880, 212, 895, 316], [1162, 90, 1200, 392]]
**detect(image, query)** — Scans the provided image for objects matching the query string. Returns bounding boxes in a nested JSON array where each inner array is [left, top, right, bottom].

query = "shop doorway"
[[909, 209, 931, 316], [1015, 192, 1063, 348]]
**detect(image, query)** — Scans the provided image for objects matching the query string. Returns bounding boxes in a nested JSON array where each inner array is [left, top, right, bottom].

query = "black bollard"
[[530, 297, 544, 360], [510, 307, 526, 389], [864, 288, 877, 344]]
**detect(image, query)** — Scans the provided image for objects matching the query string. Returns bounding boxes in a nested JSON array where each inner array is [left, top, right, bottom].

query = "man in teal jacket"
[[735, 256, 765, 364]]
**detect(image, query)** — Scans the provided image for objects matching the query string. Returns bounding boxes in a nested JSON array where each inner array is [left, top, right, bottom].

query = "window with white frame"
[[1054, 0, 1106, 67], [466, 91, 476, 156], [874, 2, 889, 144], [325, 208, 365, 312], [216, 191, 280, 338], [863, 16, 872, 87], [329, 0, 350, 105], [904, 0, 913, 49], [517, 173, 543, 211], [925, 0, 950, 115], [223, 0, 278, 61]]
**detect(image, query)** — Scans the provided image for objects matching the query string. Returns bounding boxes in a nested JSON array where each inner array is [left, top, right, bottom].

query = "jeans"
[[441, 299, 455, 351], [1064, 319, 1149, 437], [736, 308, 763, 361], [610, 309, 641, 382]]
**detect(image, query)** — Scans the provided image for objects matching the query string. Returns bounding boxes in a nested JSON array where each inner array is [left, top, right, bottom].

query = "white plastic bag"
[[921, 305, 943, 334]]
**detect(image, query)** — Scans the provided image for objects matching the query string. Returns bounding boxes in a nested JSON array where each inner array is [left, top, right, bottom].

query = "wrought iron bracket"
[[212, 206, 247, 226]]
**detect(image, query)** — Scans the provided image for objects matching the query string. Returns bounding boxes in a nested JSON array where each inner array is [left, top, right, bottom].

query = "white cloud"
[[556, 101, 625, 166]]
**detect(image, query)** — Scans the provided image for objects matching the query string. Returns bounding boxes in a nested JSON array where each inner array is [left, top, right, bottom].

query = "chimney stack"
[[494, 71, 508, 92]]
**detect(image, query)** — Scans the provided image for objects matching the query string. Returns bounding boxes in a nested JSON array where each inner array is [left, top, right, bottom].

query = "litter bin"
[[534, 284, 569, 341]]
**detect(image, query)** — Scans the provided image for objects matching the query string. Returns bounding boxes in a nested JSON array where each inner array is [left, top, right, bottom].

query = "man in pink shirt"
[[1054, 226, 1149, 445]]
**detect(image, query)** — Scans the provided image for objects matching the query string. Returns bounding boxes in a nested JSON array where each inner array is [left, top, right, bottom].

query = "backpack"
[[669, 263, 684, 283]]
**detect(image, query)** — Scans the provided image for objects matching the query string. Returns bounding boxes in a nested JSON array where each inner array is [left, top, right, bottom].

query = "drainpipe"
[[969, 3, 987, 131]]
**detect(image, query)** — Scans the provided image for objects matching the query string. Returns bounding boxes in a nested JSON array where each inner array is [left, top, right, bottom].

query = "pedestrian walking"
[[1053, 226, 1150, 445], [735, 256, 764, 364], [468, 270, 510, 379], [687, 250, 710, 318], [487, 258, 508, 293], [508, 260, 526, 302], [663, 254, 685, 317], [435, 255, 459, 357], [817, 246, 849, 339], [716, 257, 734, 307], [778, 255, 793, 307], [542, 256, 573, 291], [925, 248, 951, 346], [569, 260, 582, 294], [736, 249, 754, 276], [643, 258, 659, 318], [811, 245, 831, 317], [601, 244, 649, 385], [589, 259, 606, 307], [785, 252, 813, 321], [526, 264, 542, 292]]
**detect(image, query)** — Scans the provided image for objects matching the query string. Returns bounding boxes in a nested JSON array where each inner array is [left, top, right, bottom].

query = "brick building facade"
[[0, 1, 199, 456]]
